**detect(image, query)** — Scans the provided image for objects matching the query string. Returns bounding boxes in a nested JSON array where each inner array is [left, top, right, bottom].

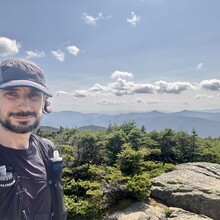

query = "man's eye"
[[5, 92, 17, 98], [28, 91, 42, 100]]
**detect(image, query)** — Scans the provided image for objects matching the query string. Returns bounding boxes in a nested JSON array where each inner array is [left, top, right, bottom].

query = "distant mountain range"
[[41, 110, 220, 138]]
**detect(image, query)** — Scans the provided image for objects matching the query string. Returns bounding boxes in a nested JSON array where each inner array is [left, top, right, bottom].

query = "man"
[[0, 59, 67, 220]]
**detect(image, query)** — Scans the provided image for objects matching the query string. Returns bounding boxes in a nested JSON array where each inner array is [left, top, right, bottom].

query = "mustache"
[[9, 111, 37, 117]]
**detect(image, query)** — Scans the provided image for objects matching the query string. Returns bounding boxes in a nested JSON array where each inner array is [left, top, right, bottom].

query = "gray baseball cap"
[[0, 58, 52, 97]]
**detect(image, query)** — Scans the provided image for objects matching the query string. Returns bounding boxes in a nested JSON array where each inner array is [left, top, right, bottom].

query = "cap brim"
[[0, 80, 52, 97]]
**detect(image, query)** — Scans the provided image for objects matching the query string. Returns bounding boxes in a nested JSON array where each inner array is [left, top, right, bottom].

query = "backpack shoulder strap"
[[0, 147, 15, 173], [31, 135, 67, 220], [31, 134, 54, 174]]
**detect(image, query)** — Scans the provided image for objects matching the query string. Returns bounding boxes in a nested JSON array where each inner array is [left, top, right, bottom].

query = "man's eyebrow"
[[29, 89, 43, 94], [1, 88, 18, 92], [1, 88, 41, 92]]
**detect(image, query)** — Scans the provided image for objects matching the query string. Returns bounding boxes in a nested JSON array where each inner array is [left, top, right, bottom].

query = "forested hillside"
[[37, 122, 220, 219], [41, 110, 220, 137]]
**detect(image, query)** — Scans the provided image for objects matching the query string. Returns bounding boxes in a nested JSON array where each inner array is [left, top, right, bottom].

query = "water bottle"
[[51, 150, 62, 163], [0, 165, 15, 187], [51, 151, 63, 180]]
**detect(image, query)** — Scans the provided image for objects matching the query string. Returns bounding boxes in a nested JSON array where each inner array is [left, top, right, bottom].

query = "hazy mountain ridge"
[[41, 110, 220, 138]]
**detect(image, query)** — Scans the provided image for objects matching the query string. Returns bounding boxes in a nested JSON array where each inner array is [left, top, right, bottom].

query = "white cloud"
[[56, 90, 89, 98], [0, 37, 21, 57], [196, 63, 203, 70], [51, 49, 65, 62], [194, 94, 214, 99], [89, 84, 107, 92], [108, 79, 155, 96], [82, 12, 110, 25], [26, 50, 45, 59], [73, 90, 88, 98], [109, 78, 135, 96], [200, 79, 220, 91], [147, 100, 161, 105], [96, 99, 126, 105], [108, 79, 194, 96], [56, 91, 75, 96], [155, 80, 194, 94], [133, 83, 155, 94], [55, 73, 220, 103], [127, 12, 140, 27], [66, 45, 79, 56], [111, 71, 133, 79], [136, 98, 145, 104]]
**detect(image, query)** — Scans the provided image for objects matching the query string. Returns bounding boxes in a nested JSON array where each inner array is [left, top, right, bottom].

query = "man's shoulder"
[[31, 134, 55, 151], [42, 137, 55, 149]]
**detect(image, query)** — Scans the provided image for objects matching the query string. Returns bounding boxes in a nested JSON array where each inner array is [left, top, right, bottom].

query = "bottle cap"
[[0, 165, 6, 176], [0, 165, 13, 181], [51, 150, 62, 162]]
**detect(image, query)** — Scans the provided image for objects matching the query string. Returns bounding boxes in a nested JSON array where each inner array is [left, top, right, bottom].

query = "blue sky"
[[1, 0, 220, 113]]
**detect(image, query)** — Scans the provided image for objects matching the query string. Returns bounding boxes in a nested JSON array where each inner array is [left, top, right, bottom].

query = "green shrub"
[[65, 196, 100, 220], [163, 163, 176, 172], [165, 208, 173, 217], [117, 144, 144, 175], [126, 173, 151, 200], [143, 161, 162, 171], [143, 161, 175, 178]]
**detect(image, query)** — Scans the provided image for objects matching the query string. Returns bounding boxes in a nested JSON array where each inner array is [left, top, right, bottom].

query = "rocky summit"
[[151, 162, 220, 220], [105, 201, 212, 220], [105, 162, 220, 220]]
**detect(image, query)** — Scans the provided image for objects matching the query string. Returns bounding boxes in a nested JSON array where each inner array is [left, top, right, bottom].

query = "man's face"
[[0, 87, 45, 134]]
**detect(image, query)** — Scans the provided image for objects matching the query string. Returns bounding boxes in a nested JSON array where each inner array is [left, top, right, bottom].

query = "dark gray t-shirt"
[[0, 136, 51, 217]]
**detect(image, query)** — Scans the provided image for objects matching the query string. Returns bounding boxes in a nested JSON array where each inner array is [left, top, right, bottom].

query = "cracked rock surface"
[[151, 162, 220, 220], [104, 202, 212, 220]]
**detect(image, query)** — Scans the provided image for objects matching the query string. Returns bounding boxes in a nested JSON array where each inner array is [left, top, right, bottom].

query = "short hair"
[[43, 98, 52, 114]]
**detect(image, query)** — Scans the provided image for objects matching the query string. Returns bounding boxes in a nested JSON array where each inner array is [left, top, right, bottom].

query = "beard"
[[0, 111, 41, 134]]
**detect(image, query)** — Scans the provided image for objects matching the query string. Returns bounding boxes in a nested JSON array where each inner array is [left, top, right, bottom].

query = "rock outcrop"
[[151, 162, 220, 220], [104, 201, 212, 220]]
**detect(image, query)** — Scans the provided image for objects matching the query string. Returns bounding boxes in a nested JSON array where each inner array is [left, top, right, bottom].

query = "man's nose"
[[17, 94, 31, 109]]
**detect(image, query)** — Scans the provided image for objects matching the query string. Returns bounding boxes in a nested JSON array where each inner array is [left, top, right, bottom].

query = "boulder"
[[104, 202, 212, 220], [104, 202, 166, 220], [168, 207, 212, 220], [151, 162, 220, 220]]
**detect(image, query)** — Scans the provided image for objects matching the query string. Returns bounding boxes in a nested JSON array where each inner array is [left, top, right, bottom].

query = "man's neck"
[[0, 126, 31, 149]]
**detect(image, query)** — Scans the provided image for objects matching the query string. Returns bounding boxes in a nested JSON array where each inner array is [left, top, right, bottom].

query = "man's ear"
[[43, 95, 46, 103], [42, 95, 47, 108]]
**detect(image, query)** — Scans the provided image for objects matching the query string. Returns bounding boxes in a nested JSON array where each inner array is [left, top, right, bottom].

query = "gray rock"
[[151, 162, 220, 220], [168, 207, 212, 220], [104, 202, 166, 220], [104, 202, 212, 220]]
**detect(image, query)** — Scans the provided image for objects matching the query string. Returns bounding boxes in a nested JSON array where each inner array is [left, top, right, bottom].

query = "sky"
[[1, 0, 220, 113]]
